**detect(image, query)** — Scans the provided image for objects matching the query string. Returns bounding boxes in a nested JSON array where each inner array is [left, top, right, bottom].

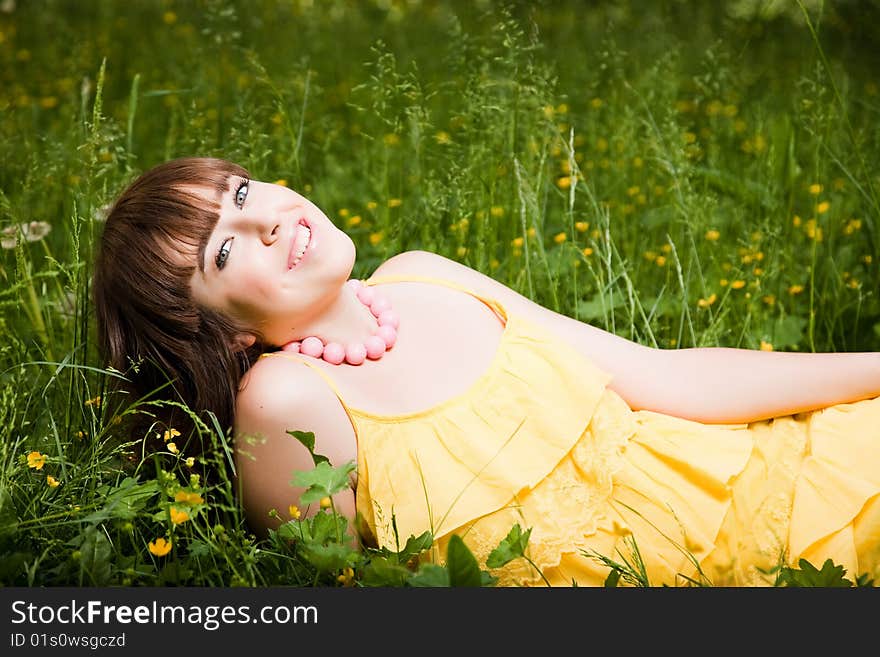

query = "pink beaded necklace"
[[280, 279, 399, 365]]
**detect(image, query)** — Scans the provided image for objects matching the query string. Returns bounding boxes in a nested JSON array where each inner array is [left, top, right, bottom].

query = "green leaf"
[[485, 523, 531, 568], [287, 430, 330, 466], [187, 539, 211, 559], [291, 460, 356, 504], [84, 477, 160, 523], [300, 542, 355, 573], [777, 558, 853, 587], [408, 564, 450, 587], [446, 534, 483, 587], [76, 526, 112, 586], [360, 555, 412, 587]]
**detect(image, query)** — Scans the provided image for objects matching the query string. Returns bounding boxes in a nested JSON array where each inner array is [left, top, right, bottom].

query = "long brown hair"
[[92, 157, 263, 462]]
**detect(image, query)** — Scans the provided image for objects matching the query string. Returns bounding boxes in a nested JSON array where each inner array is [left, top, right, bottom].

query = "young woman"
[[93, 157, 880, 587]]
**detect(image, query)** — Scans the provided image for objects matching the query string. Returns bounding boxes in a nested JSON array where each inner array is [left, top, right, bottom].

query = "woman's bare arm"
[[647, 347, 880, 423], [382, 250, 880, 424]]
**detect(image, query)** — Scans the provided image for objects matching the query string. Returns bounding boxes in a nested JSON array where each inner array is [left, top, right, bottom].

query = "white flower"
[[1, 221, 52, 249]]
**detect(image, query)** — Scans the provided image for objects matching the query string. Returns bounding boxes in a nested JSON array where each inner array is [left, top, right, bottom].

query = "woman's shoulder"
[[235, 353, 356, 452]]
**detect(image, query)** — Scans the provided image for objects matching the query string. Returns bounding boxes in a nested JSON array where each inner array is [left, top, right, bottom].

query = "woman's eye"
[[234, 181, 249, 208], [215, 238, 232, 270]]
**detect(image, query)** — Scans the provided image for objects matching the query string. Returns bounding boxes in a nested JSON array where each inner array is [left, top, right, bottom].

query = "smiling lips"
[[288, 219, 312, 269]]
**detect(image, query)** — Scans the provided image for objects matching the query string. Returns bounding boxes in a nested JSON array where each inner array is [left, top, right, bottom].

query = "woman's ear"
[[230, 333, 257, 352]]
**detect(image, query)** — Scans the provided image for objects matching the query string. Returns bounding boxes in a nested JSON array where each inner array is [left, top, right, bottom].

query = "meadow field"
[[1, 0, 878, 587]]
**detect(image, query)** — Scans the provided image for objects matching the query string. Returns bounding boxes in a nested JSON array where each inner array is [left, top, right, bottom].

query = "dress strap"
[[260, 349, 348, 413], [364, 273, 508, 324]]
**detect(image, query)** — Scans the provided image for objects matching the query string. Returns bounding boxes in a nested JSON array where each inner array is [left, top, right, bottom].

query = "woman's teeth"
[[290, 223, 311, 269]]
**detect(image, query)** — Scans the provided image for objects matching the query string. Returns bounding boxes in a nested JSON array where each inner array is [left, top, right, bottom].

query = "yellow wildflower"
[[575, 221, 589, 233], [731, 280, 746, 290], [185, 457, 195, 468], [387, 198, 402, 208], [274, 179, 288, 187], [816, 201, 829, 214], [490, 206, 504, 218], [320, 497, 332, 509], [527, 227, 536, 238], [792, 215, 802, 227], [346, 215, 362, 228], [46, 475, 60, 488], [170, 508, 190, 525], [162, 11, 177, 24], [383, 133, 400, 146], [705, 229, 720, 241], [760, 341, 774, 352], [556, 176, 573, 189], [369, 232, 384, 246], [174, 491, 204, 505], [655, 256, 666, 267], [697, 293, 717, 308], [788, 285, 804, 295], [434, 131, 451, 145], [288, 505, 301, 520], [553, 232, 567, 244], [511, 237, 524, 248], [148, 537, 172, 557], [457, 246, 468, 257], [338, 208, 350, 218], [763, 295, 776, 306], [366, 201, 378, 210], [582, 247, 593, 257], [590, 98, 603, 109], [84, 395, 102, 408], [808, 183, 823, 195], [167, 442, 179, 454], [337, 567, 355, 586], [27, 451, 46, 470], [162, 428, 181, 443]]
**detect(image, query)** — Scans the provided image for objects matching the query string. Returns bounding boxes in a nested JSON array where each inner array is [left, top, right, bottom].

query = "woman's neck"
[[293, 283, 379, 347]]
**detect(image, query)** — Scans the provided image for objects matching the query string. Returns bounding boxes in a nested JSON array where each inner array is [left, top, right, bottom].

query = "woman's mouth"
[[288, 218, 312, 270]]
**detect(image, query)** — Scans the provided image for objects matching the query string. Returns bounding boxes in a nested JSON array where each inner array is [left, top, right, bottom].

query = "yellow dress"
[[266, 274, 880, 587]]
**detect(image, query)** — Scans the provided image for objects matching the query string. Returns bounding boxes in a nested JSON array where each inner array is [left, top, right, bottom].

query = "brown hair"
[[92, 157, 263, 461]]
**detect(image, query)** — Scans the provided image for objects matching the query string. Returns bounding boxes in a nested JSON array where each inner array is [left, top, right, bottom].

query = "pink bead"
[[356, 286, 375, 306], [370, 296, 391, 317], [377, 309, 399, 328], [300, 336, 324, 358], [364, 335, 387, 359], [376, 325, 397, 348], [282, 341, 301, 353], [323, 342, 345, 365], [345, 343, 367, 365]]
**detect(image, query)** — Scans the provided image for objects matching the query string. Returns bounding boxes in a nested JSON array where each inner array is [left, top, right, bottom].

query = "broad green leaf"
[[291, 460, 356, 503], [287, 430, 330, 466], [408, 564, 450, 587], [446, 534, 482, 587], [486, 523, 531, 568], [778, 558, 853, 587], [360, 555, 412, 587], [301, 542, 355, 573], [84, 477, 160, 523]]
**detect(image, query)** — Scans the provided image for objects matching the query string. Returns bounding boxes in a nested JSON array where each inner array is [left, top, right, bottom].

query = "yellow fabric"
[[264, 274, 880, 587]]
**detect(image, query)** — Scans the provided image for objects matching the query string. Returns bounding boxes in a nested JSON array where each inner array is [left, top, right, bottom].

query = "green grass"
[[1, 0, 878, 587]]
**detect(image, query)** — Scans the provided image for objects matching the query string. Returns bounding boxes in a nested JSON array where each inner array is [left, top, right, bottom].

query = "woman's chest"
[[320, 283, 506, 417]]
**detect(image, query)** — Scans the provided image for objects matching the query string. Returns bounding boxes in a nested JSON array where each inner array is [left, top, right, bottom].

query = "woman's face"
[[189, 177, 356, 346]]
